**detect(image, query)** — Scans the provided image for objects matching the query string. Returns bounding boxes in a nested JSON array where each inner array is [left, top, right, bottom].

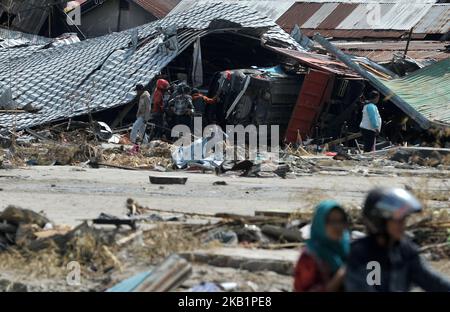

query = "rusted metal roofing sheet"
[[301, 29, 408, 39], [333, 40, 450, 62], [345, 50, 449, 62], [414, 4, 450, 34], [277, 2, 322, 33], [274, 1, 447, 38], [337, 3, 399, 30], [317, 3, 358, 29], [302, 3, 339, 29], [270, 46, 360, 77]]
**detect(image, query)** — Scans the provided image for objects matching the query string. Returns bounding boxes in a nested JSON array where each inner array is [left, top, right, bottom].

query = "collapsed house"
[[0, 1, 448, 150], [1, 1, 354, 142], [0, 0, 181, 38]]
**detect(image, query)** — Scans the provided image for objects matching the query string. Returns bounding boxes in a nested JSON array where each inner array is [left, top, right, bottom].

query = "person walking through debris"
[[294, 200, 350, 292], [169, 84, 194, 130], [130, 84, 151, 144], [191, 88, 217, 128], [345, 188, 450, 292], [151, 79, 170, 139], [360, 91, 382, 152]]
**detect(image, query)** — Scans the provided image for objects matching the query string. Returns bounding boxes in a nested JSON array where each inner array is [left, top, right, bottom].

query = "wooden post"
[[403, 28, 414, 59]]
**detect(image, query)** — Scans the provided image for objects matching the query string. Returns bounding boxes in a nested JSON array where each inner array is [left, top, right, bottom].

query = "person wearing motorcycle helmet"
[[345, 188, 450, 292]]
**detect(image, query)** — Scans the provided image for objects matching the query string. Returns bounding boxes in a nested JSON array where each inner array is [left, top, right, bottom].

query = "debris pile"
[[0, 206, 121, 278], [0, 194, 449, 292]]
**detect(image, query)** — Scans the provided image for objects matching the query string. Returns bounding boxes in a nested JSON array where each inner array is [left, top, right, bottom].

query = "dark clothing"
[[174, 114, 192, 129], [345, 236, 450, 292], [151, 112, 164, 139], [361, 128, 376, 152], [170, 94, 193, 116], [192, 93, 216, 115]]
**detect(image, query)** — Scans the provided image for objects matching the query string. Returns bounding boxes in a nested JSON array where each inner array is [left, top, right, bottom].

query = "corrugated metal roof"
[[171, 1, 297, 21], [132, 0, 180, 19], [302, 3, 339, 29], [414, 4, 450, 34], [376, 58, 450, 126], [336, 3, 394, 30], [0, 1, 303, 132], [0, 28, 53, 60], [277, 2, 323, 32], [274, 1, 448, 38], [379, 2, 432, 30], [317, 3, 358, 29], [231, 1, 297, 21]]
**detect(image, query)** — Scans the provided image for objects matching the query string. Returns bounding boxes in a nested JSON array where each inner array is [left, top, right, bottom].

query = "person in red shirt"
[[294, 200, 350, 292], [151, 79, 169, 139]]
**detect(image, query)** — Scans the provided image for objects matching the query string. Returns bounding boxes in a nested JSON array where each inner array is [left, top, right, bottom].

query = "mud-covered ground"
[[0, 165, 448, 226]]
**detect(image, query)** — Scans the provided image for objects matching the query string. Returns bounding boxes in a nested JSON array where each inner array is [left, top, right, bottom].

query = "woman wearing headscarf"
[[294, 200, 350, 292]]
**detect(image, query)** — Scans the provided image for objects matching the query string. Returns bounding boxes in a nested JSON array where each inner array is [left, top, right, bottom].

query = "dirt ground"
[[0, 165, 448, 226]]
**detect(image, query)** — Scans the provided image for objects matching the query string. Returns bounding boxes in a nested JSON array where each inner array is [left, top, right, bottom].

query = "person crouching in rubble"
[[294, 200, 350, 292], [191, 88, 217, 128], [151, 79, 170, 139], [130, 84, 151, 144], [360, 91, 382, 152], [345, 188, 450, 292], [169, 84, 194, 130]]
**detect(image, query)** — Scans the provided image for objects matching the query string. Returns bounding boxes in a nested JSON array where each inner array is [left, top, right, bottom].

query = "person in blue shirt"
[[360, 91, 382, 152]]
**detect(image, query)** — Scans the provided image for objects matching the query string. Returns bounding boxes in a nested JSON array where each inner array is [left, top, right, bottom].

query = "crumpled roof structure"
[[0, 1, 303, 133], [376, 58, 450, 127]]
